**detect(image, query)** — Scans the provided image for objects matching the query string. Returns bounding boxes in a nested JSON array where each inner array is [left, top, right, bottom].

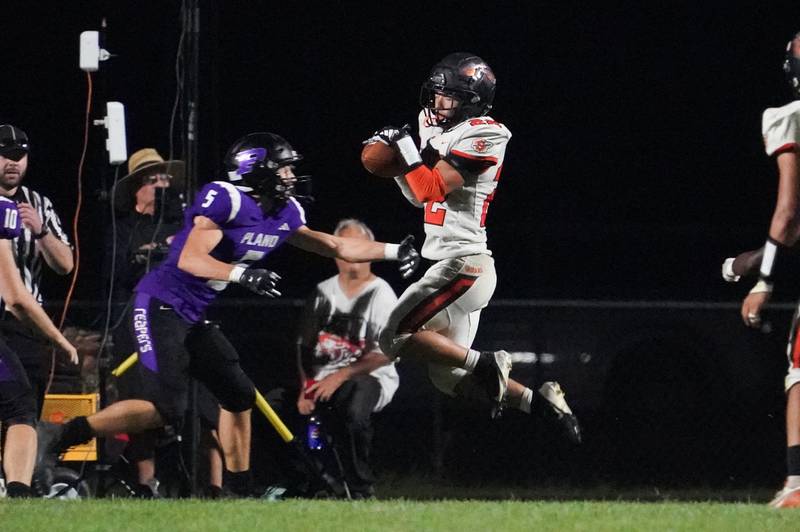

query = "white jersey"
[[762, 100, 800, 156], [417, 110, 511, 260], [298, 275, 399, 412]]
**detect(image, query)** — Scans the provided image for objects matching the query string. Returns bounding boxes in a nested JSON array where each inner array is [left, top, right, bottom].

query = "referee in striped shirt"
[[0, 124, 74, 414]]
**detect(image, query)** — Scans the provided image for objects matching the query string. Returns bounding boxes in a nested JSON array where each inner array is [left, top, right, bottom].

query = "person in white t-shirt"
[[289, 218, 398, 498], [722, 32, 800, 508]]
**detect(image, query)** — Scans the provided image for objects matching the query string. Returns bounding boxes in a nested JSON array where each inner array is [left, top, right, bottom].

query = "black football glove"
[[398, 235, 421, 279], [237, 267, 282, 297]]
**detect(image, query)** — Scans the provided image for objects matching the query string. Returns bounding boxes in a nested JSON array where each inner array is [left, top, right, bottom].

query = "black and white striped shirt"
[[0, 185, 71, 315]]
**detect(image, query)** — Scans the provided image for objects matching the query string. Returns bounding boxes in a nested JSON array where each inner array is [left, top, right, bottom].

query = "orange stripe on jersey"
[[450, 149, 499, 164], [793, 321, 800, 369], [774, 142, 800, 156], [397, 274, 477, 333]]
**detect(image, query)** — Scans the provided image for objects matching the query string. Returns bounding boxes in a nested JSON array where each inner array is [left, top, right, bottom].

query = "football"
[[361, 141, 403, 178]]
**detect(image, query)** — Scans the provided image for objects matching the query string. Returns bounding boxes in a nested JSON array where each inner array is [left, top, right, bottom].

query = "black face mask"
[[252, 170, 313, 215]]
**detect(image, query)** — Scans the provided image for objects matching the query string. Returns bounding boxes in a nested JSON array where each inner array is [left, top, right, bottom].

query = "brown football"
[[361, 141, 403, 178]]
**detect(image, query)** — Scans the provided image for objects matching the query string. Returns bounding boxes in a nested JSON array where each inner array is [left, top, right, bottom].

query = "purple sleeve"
[[192, 182, 240, 226], [0, 200, 22, 239], [285, 197, 307, 232]]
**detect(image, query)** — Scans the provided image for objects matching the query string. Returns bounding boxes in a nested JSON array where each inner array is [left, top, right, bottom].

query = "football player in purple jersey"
[[0, 197, 76, 497], [36, 132, 419, 496]]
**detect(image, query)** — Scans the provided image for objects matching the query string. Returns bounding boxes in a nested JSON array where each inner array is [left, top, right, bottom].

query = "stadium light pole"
[[182, 0, 201, 496]]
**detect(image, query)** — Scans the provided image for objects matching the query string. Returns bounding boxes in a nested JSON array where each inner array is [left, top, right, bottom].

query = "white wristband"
[[395, 135, 422, 167], [228, 265, 246, 283], [749, 279, 773, 294], [384, 243, 400, 260], [759, 240, 778, 278]]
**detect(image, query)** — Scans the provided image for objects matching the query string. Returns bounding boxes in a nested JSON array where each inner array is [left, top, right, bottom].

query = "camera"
[[153, 187, 185, 225]]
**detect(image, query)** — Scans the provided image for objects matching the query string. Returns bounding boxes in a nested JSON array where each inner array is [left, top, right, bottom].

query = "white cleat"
[[534, 382, 582, 444], [768, 484, 800, 508], [489, 350, 512, 403]]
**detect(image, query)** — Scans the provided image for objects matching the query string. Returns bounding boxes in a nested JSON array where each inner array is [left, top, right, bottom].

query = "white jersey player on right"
[[369, 52, 581, 444], [724, 32, 800, 509]]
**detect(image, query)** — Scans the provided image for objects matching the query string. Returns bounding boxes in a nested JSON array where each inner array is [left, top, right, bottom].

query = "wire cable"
[[45, 70, 93, 395], [144, 0, 187, 273], [97, 164, 122, 359]]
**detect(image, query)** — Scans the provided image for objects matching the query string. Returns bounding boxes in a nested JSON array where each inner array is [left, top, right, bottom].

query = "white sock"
[[788, 475, 800, 489], [463, 349, 481, 372], [519, 387, 533, 414]]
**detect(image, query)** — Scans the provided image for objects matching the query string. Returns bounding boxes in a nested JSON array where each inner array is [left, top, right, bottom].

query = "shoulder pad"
[[0, 197, 22, 239], [193, 181, 243, 225]]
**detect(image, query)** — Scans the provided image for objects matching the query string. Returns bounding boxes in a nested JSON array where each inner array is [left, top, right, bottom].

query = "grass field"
[[1, 498, 799, 532]]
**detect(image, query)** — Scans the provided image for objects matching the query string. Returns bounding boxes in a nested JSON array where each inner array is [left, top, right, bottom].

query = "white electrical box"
[[79, 31, 99, 72], [105, 102, 127, 165]]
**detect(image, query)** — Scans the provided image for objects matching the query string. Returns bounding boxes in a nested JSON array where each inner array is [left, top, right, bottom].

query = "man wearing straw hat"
[[105, 148, 185, 313]]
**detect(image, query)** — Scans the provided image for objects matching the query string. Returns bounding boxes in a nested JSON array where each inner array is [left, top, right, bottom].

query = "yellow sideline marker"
[[110, 352, 139, 377], [110, 352, 295, 443], [254, 390, 294, 442]]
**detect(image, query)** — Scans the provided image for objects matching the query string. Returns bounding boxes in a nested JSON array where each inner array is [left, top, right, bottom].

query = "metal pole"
[[182, 0, 201, 496]]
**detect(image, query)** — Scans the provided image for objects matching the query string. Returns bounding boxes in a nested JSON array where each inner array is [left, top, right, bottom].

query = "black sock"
[[6, 481, 32, 498], [788, 445, 800, 476], [223, 469, 253, 496], [473, 352, 495, 379], [206, 485, 223, 499], [62, 416, 94, 449]]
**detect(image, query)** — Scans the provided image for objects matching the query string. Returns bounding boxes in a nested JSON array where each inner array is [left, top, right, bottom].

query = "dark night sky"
[[5, 1, 800, 304]]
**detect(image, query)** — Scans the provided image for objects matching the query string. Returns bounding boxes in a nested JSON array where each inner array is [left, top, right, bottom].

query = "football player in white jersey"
[[369, 53, 580, 444], [722, 32, 800, 508]]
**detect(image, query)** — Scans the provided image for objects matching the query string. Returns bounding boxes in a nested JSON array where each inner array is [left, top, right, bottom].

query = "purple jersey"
[[0, 198, 22, 240], [135, 181, 306, 323]]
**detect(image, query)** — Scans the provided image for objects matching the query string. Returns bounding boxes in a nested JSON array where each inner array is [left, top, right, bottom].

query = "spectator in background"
[[105, 148, 184, 315], [268, 218, 399, 499], [0, 124, 73, 416], [104, 148, 223, 497]]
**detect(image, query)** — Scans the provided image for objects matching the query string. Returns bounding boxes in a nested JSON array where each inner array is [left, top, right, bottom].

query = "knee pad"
[[216, 374, 256, 413], [427, 364, 467, 397]]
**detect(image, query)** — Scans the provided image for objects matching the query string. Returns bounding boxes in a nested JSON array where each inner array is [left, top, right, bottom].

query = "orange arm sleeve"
[[404, 165, 447, 203]]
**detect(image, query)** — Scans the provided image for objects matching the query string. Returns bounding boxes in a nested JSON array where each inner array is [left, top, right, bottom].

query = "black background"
[[4, 1, 800, 303]]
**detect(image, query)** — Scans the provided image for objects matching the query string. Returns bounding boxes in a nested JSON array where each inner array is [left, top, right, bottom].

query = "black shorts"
[[129, 293, 255, 425], [115, 305, 220, 430], [0, 317, 50, 415], [0, 336, 37, 426]]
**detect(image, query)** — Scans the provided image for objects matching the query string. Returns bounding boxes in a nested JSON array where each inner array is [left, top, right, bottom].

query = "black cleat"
[[134, 479, 161, 499], [32, 422, 66, 496], [532, 382, 582, 445]]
